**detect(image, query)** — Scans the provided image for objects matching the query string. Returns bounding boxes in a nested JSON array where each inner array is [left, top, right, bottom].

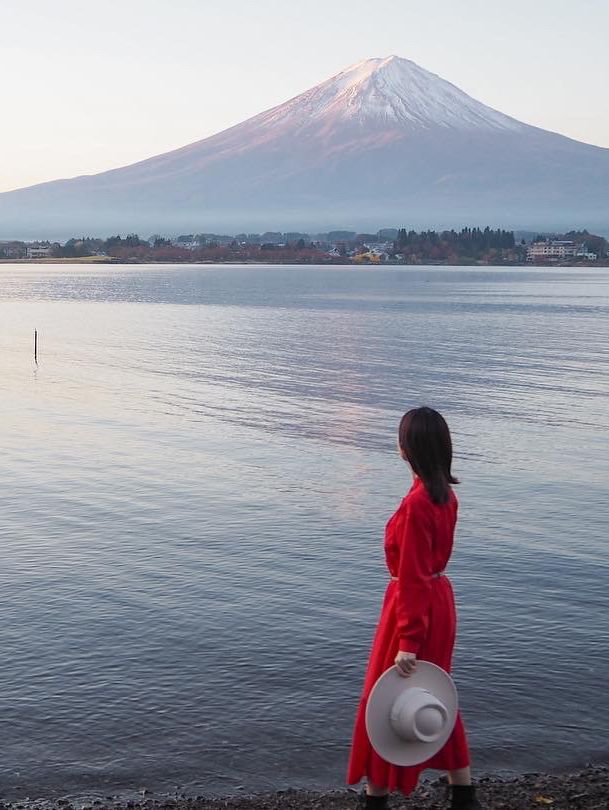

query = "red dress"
[[346, 477, 470, 795]]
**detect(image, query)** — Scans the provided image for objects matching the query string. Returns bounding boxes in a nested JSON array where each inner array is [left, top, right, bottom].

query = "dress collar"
[[408, 476, 424, 494]]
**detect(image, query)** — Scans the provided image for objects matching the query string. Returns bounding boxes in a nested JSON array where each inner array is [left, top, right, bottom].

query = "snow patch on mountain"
[[253, 55, 524, 132]]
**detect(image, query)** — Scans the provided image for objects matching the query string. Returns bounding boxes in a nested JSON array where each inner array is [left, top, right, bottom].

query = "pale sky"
[[1, 0, 608, 193]]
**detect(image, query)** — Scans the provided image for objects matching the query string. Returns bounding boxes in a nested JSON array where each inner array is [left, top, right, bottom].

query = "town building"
[[527, 240, 597, 261], [172, 234, 198, 249], [26, 244, 53, 258]]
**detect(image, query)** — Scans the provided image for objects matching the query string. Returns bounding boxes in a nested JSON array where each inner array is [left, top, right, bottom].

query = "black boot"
[[449, 784, 484, 810], [363, 793, 388, 810]]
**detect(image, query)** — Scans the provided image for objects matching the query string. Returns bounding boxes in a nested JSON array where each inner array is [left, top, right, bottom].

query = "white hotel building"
[[527, 240, 597, 261]]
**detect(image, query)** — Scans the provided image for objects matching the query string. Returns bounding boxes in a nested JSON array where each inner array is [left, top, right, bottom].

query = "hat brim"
[[365, 661, 458, 767]]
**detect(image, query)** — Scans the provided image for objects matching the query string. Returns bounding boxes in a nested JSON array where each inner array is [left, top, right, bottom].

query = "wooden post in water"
[[34, 329, 38, 365]]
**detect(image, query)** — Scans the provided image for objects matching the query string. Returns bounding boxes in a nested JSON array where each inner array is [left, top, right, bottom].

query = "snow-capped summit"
[[1, 55, 609, 236], [259, 56, 523, 132]]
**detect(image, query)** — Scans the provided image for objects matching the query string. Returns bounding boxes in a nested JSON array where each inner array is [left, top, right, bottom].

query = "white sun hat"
[[365, 661, 458, 766]]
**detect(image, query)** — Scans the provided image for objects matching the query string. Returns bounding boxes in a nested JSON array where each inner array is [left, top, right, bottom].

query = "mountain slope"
[[2, 56, 609, 237]]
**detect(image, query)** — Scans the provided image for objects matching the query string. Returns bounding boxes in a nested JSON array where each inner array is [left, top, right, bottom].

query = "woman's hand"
[[394, 651, 417, 678]]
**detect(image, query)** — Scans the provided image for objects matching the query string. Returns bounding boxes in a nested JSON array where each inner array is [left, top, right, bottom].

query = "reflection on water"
[[0, 263, 608, 798]]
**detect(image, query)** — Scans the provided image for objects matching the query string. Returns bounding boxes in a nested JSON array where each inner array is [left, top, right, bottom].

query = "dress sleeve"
[[395, 499, 433, 655]]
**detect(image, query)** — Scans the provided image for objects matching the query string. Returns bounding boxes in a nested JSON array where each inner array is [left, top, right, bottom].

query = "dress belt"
[[390, 571, 445, 581]]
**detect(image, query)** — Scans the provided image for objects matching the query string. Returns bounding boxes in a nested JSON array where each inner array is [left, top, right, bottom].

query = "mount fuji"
[[2, 55, 609, 237]]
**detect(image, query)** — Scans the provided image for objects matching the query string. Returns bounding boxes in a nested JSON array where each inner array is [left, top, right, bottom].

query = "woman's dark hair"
[[398, 407, 458, 505]]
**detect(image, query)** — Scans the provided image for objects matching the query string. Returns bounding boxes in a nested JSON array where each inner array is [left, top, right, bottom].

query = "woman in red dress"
[[347, 407, 483, 810]]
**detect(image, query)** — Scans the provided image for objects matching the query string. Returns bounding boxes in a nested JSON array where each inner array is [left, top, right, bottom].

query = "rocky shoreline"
[[2, 766, 607, 810]]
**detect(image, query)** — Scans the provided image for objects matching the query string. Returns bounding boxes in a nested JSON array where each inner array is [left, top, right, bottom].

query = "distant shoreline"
[[4, 226, 606, 267], [1, 257, 607, 269], [0, 255, 116, 264]]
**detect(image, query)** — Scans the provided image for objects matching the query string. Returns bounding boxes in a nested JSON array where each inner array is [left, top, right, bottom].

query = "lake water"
[[0, 263, 608, 799]]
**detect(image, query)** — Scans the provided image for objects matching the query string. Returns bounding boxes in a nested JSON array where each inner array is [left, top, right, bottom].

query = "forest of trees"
[[56, 234, 147, 257], [394, 227, 518, 262]]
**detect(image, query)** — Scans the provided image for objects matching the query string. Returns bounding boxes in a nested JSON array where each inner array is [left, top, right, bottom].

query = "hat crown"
[[389, 687, 448, 744]]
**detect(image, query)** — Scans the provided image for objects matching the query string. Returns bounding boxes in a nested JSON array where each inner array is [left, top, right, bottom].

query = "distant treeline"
[[395, 227, 518, 262], [44, 229, 525, 264], [2, 226, 606, 265], [397, 226, 515, 249]]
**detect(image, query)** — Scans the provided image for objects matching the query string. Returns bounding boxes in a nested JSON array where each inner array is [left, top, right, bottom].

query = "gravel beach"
[[3, 766, 608, 810]]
